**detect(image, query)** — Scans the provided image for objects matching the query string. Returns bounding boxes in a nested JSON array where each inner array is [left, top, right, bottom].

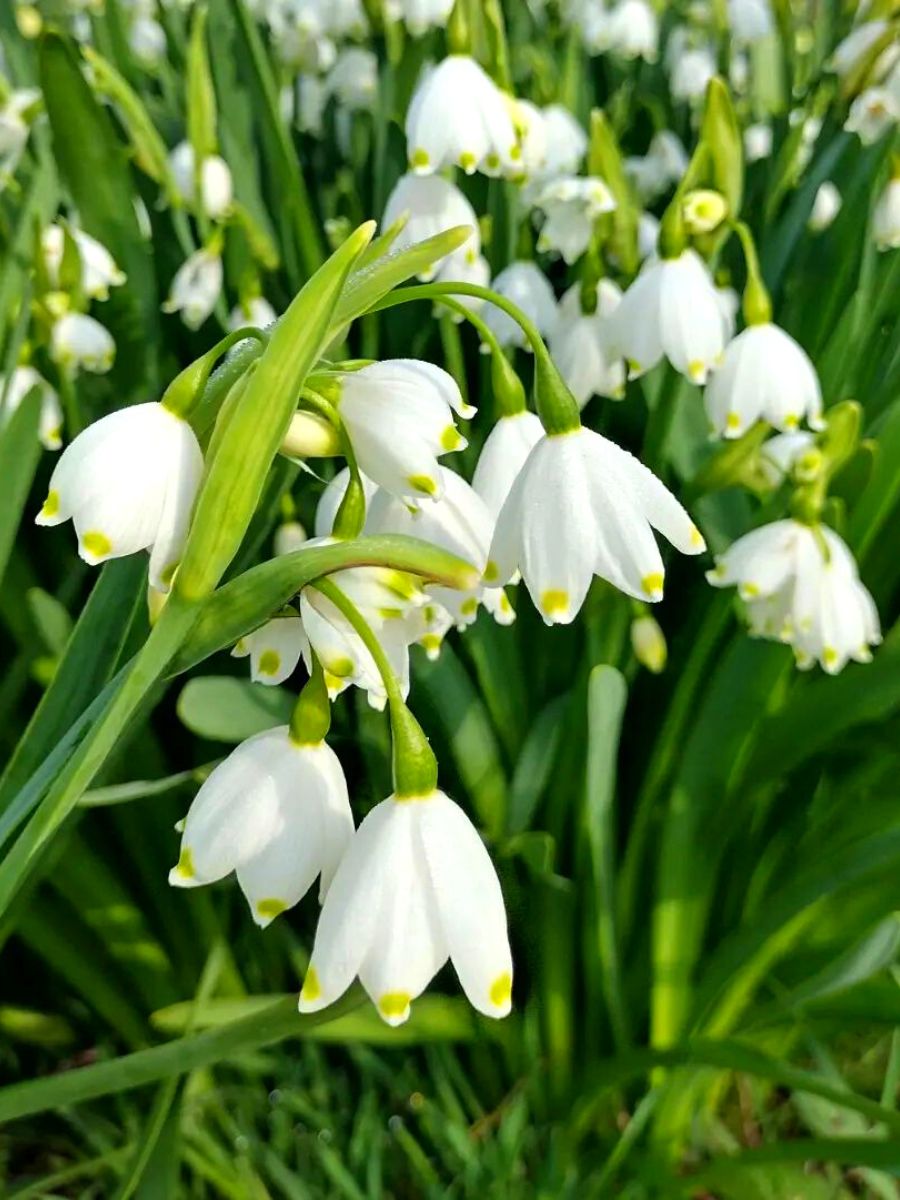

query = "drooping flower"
[[606, 0, 659, 61], [704, 323, 823, 439], [744, 123, 773, 163], [385, 0, 455, 37], [326, 47, 378, 111], [488, 427, 705, 624], [830, 21, 892, 79], [533, 176, 616, 264], [480, 262, 557, 350], [299, 788, 513, 1026], [162, 248, 223, 330], [0, 366, 63, 450], [549, 280, 626, 407], [757, 430, 818, 488], [844, 87, 899, 145], [538, 104, 587, 178], [169, 726, 354, 927], [227, 296, 278, 332], [42, 224, 126, 301], [670, 44, 717, 102], [232, 615, 307, 686], [50, 313, 116, 375], [728, 0, 772, 43], [511, 99, 548, 178], [707, 520, 881, 673], [0, 88, 40, 187], [382, 173, 480, 282], [35, 400, 204, 590], [604, 249, 728, 384], [808, 181, 842, 232], [472, 411, 544, 519], [873, 178, 900, 251], [625, 130, 688, 201], [405, 55, 519, 177], [168, 141, 234, 220], [130, 15, 167, 65], [335, 360, 474, 502]]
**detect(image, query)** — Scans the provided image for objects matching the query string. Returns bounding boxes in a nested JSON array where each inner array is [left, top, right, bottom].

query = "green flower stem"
[[732, 220, 772, 325], [289, 655, 331, 745], [433, 295, 527, 417], [161, 327, 268, 418], [369, 282, 580, 434], [312, 578, 439, 798]]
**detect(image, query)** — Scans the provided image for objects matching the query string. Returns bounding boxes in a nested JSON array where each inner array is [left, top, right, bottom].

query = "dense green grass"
[[2, 1, 900, 1195]]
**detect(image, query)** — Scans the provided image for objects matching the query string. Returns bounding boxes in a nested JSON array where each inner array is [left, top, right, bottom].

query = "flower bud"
[[631, 613, 667, 673], [682, 188, 729, 234]]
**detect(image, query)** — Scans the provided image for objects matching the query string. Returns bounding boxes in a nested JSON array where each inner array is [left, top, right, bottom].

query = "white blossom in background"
[[728, 0, 772, 43], [873, 178, 900, 250], [844, 87, 900, 145], [296, 74, 328, 135], [670, 45, 717, 102], [637, 212, 660, 260], [472, 411, 544, 525], [716, 285, 740, 340], [320, 0, 369, 38], [480, 262, 557, 350], [488, 427, 705, 623], [384, 0, 455, 37], [808, 181, 842, 232], [162, 248, 223, 330], [228, 296, 277, 332], [625, 130, 688, 201], [606, 0, 658, 61], [757, 430, 818, 488], [336, 360, 473, 503], [232, 615, 307, 686], [129, 15, 167, 65], [406, 56, 519, 177], [512, 99, 548, 178], [169, 727, 354, 927], [704, 323, 823, 438], [50, 313, 116, 375], [549, 280, 626, 407], [432, 246, 491, 319], [42, 224, 126, 301], [534, 177, 616, 264], [707, 520, 881, 672], [327, 47, 378, 110], [830, 21, 890, 79], [168, 141, 234, 220], [382, 173, 480, 282], [368, 468, 515, 628], [274, 520, 308, 555], [0, 366, 63, 450], [744, 122, 773, 162], [538, 104, 587, 178], [0, 88, 40, 186], [730, 51, 750, 93], [605, 249, 728, 384], [35, 400, 204, 590], [299, 788, 513, 1026]]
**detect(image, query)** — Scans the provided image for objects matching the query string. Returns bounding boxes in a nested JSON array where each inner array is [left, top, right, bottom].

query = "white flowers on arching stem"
[[42, 224, 126, 301], [299, 788, 513, 1026], [35, 400, 204, 591], [50, 313, 116, 375], [382, 174, 481, 283], [0, 366, 63, 450], [232, 615, 306, 686], [169, 141, 234, 220]]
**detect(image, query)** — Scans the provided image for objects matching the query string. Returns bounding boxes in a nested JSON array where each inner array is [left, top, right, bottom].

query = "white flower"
[[327, 47, 378, 110], [808, 181, 842, 231], [314, 467, 378, 538], [168, 141, 234, 219], [728, 0, 772, 43], [844, 87, 899, 145], [0, 88, 40, 186], [716, 285, 740, 340], [538, 104, 587, 178], [405, 55, 519, 177], [232, 615, 307, 686], [35, 401, 204, 590], [228, 296, 278, 331], [162, 248, 223, 330], [873, 178, 900, 250], [534, 176, 616, 264], [670, 45, 717, 101], [274, 520, 308, 555], [704, 323, 823, 439], [607, 0, 658, 61], [488, 426, 705, 623], [0, 366, 63, 450], [830, 21, 889, 78], [298, 788, 512, 1026], [336, 360, 474, 502], [169, 727, 354, 927], [757, 430, 817, 488], [579, 1, 612, 51], [512, 99, 548, 178], [42, 224, 126, 301], [631, 613, 667, 672], [297, 74, 327, 134], [320, 0, 368, 37], [707, 520, 881, 672], [480, 262, 557, 349], [549, 280, 626, 407], [625, 130, 688, 200], [472, 410, 544, 520], [604, 249, 728, 384], [130, 15, 167, 64], [433, 249, 491, 319], [50, 313, 116, 375], [385, 0, 455, 36], [637, 211, 660, 260], [744, 122, 773, 162], [367, 467, 514, 628], [382, 173, 480, 282]]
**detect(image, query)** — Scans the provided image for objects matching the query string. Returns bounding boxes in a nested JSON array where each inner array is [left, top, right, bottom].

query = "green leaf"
[[176, 676, 293, 742], [0, 386, 41, 590], [506, 695, 567, 835], [26, 587, 73, 656], [187, 4, 218, 159]]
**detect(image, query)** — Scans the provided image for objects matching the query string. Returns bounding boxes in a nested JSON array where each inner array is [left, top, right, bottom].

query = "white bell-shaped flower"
[[0, 366, 63, 450], [481, 262, 557, 349], [169, 726, 354, 927], [319, 0, 369, 37], [830, 21, 890, 79], [385, 0, 455, 36], [488, 427, 705, 624], [50, 313, 116, 375], [744, 122, 773, 162], [434, 248, 491, 319], [130, 15, 167, 64], [367, 468, 514, 628], [274, 520, 308, 555], [538, 104, 587, 178], [808, 181, 842, 231], [704, 323, 823, 439], [472, 411, 544, 520], [604, 249, 728, 384], [670, 45, 717, 102], [42, 224, 126, 301], [625, 130, 688, 201], [326, 47, 378, 110], [728, 0, 772, 43], [296, 74, 327, 134], [405, 55, 519, 177], [299, 788, 513, 1026], [168, 142, 233, 220], [382, 173, 480, 283], [549, 280, 626, 407], [227, 296, 278, 332], [336, 360, 474, 502], [873, 178, 900, 250], [607, 0, 658, 61], [232, 615, 307, 686], [757, 430, 817, 488], [534, 176, 616, 264], [512, 99, 548, 178], [0, 88, 39, 185], [844, 87, 899, 145], [707, 520, 881, 673], [162, 248, 223, 330], [35, 400, 204, 590], [637, 212, 660, 260]]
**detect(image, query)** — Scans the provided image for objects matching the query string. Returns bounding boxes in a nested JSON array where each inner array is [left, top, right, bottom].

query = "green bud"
[[698, 77, 744, 218], [534, 345, 581, 435], [390, 699, 439, 798], [332, 470, 368, 538], [682, 189, 729, 235], [280, 410, 342, 458], [491, 347, 527, 417], [162, 328, 268, 420], [631, 614, 667, 674], [289, 657, 332, 745], [588, 110, 639, 276]]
